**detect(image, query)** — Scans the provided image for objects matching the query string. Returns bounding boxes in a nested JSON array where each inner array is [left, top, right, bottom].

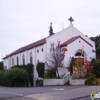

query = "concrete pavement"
[[3, 86, 100, 100]]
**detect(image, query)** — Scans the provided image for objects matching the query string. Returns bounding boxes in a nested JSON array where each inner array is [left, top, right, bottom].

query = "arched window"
[[22, 54, 25, 65], [12, 58, 14, 67], [17, 56, 19, 65], [41, 48, 43, 52], [30, 52, 33, 64]]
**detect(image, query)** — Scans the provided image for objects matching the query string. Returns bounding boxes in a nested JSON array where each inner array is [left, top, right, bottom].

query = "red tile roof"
[[60, 35, 93, 47], [3, 38, 46, 59]]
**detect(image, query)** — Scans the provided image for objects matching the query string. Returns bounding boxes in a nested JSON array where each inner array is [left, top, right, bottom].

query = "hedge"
[[11, 64, 34, 87], [36, 62, 44, 78], [92, 61, 100, 78], [0, 68, 28, 87]]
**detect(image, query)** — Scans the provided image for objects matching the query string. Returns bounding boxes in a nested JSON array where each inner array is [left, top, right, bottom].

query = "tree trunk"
[[56, 68, 60, 78]]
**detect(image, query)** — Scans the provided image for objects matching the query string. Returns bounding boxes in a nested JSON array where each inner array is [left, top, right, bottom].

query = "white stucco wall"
[[46, 24, 95, 53], [63, 38, 96, 67], [46, 24, 96, 68]]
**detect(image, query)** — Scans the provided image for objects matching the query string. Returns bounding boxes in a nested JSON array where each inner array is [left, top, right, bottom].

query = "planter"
[[69, 78, 85, 85], [43, 72, 70, 86]]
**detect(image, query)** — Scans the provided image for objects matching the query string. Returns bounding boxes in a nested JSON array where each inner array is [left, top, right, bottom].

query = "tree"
[[45, 41, 66, 78], [73, 57, 84, 79], [70, 57, 75, 74]]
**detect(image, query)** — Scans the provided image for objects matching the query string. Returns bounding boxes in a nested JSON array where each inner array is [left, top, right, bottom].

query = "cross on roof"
[[68, 16, 74, 23]]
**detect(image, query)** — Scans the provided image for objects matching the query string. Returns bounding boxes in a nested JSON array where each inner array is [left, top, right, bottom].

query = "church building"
[[3, 17, 96, 81]]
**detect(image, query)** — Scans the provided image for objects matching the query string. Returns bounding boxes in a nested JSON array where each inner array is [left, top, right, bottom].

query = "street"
[[0, 85, 87, 99], [0, 86, 100, 100]]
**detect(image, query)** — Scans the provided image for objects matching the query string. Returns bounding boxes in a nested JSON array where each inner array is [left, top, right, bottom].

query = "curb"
[[69, 95, 90, 100]]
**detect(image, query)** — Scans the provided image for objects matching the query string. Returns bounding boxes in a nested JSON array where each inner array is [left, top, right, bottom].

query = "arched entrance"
[[74, 49, 87, 60]]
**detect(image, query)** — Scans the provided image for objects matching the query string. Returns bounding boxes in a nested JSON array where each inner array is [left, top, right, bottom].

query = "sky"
[[0, 0, 100, 61]]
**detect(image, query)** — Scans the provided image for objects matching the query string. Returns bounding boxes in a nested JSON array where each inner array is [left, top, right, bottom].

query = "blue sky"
[[0, 0, 100, 61]]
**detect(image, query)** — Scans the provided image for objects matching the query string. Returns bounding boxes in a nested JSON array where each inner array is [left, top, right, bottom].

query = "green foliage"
[[90, 36, 100, 58], [0, 68, 28, 87], [27, 64, 34, 86], [11, 64, 34, 87], [70, 57, 75, 74], [0, 61, 4, 71], [45, 68, 56, 79], [85, 76, 97, 85], [91, 58, 96, 65], [96, 48, 100, 54], [36, 80, 43, 87], [92, 61, 100, 78], [36, 62, 44, 78]]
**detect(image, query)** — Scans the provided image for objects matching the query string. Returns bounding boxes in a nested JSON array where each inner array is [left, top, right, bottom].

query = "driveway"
[[0, 85, 86, 99]]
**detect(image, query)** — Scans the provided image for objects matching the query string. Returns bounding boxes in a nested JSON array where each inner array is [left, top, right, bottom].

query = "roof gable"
[[60, 36, 93, 47]]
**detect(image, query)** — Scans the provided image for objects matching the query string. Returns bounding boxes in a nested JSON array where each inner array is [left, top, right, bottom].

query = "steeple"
[[49, 22, 53, 36]]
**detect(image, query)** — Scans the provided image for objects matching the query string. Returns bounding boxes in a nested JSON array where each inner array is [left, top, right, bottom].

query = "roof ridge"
[[3, 37, 46, 59]]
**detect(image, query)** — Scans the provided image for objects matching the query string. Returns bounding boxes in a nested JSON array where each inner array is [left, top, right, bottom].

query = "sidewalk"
[[4, 86, 100, 100]]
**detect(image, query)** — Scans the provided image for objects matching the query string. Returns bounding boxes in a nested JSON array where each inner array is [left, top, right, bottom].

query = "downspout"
[[34, 47, 36, 86], [26, 50, 28, 64]]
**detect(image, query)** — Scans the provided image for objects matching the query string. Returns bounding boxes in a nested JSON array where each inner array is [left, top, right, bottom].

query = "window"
[[75, 52, 83, 56], [12, 58, 14, 67], [22, 54, 25, 65], [17, 56, 19, 65], [41, 48, 43, 52], [30, 52, 33, 64], [37, 50, 39, 53]]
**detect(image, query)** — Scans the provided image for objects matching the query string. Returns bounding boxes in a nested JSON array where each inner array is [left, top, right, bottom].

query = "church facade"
[[3, 17, 96, 81]]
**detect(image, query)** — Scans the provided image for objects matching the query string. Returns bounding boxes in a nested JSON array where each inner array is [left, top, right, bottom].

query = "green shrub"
[[70, 57, 75, 74], [36, 62, 44, 78], [85, 76, 97, 85], [0, 68, 28, 87], [27, 64, 34, 86], [11, 64, 34, 87], [91, 58, 96, 65], [45, 68, 56, 78], [36, 80, 43, 87], [0, 61, 4, 71], [92, 61, 100, 78], [97, 78, 100, 86]]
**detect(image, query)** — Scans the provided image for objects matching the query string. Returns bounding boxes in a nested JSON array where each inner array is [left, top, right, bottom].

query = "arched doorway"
[[74, 49, 87, 59]]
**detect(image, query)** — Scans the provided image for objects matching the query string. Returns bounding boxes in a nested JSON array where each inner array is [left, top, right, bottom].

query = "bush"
[[27, 64, 34, 86], [85, 76, 97, 85], [92, 61, 100, 78], [97, 79, 100, 86], [91, 58, 96, 65], [36, 80, 43, 87], [11, 64, 34, 87], [0, 68, 28, 87], [70, 57, 75, 74], [0, 61, 4, 71], [36, 62, 44, 78], [45, 68, 56, 78]]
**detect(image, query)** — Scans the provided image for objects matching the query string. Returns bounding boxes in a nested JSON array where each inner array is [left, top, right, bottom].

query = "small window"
[[22, 54, 25, 65], [12, 58, 14, 67], [37, 50, 39, 53], [41, 48, 43, 52], [30, 52, 33, 64]]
